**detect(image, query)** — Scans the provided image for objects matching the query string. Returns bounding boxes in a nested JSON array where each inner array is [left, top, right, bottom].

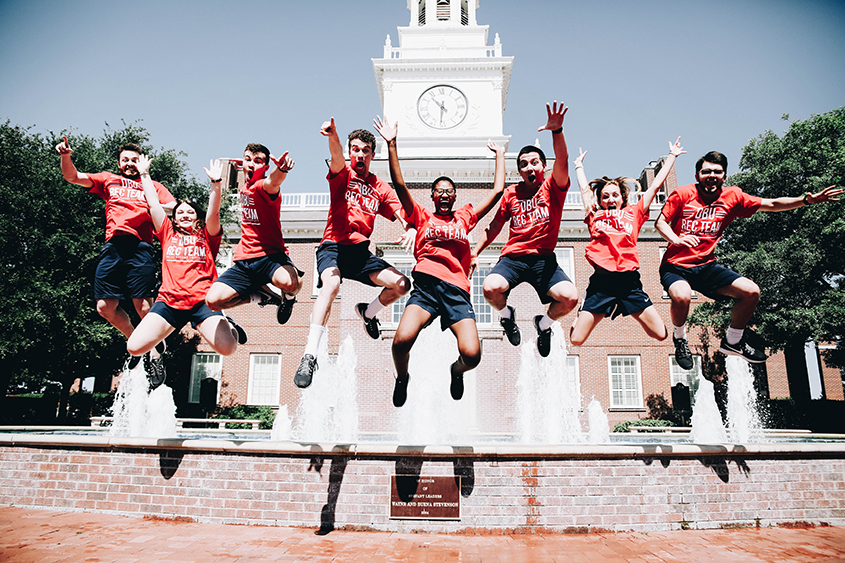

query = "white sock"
[[365, 298, 384, 319], [497, 304, 512, 320], [304, 325, 326, 357], [673, 325, 686, 340], [538, 314, 553, 331], [726, 327, 744, 345]]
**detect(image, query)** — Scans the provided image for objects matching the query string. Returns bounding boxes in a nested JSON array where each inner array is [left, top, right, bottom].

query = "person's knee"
[[570, 332, 586, 347], [392, 333, 414, 357], [394, 274, 411, 296], [216, 337, 238, 357], [126, 337, 145, 357], [482, 278, 506, 301], [669, 285, 692, 307], [461, 349, 481, 369], [96, 299, 118, 319], [739, 279, 760, 301], [320, 274, 341, 299]]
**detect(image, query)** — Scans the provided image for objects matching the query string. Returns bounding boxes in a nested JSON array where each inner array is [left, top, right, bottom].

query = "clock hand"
[[439, 101, 448, 126]]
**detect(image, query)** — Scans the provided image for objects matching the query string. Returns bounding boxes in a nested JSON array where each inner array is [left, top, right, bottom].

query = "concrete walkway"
[[1, 506, 844, 562]]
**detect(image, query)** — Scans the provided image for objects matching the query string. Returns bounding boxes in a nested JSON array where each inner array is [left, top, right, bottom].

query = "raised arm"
[[474, 141, 507, 220], [263, 152, 294, 195], [640, 137, 686, 210], [137, 154, 165, 231], [573, 148, 591, 214], [55, 136, 93, 188], [374, 116, 414, 217], [758, 185, 842, 212], [321, 117, 346, 175], [538, 101, 570, 190], [203, 159, 224, 237]]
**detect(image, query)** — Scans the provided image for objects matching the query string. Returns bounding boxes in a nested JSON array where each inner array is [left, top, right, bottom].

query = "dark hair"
[[695, 151, 728, 175], [431, 176, 456, 192], [589, 176, 635, 209], [118, 143, 143, 158], [348, 129, 376, 153], [172, 199, 206, 236], [517, 145, 546, 166], [244, 143, 270, 162]]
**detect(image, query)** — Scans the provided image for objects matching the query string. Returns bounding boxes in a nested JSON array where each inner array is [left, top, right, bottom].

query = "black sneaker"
[[294, 354, 318, 389], [449, 361, 464, 401], [127, 354, 142, 370], [225, 315, 248, 345], [143, 353, 167, 390], [277, 294, 296, 325], [499, 306, 521, 346], [393, 373, 409, 407], [155, 340, 166, 355], [355, 303, 381, 340], [673, 336, 694, 370], [533, 315, 552, 358], [719, 336, 766, 364], [254, 286, 282, 308]]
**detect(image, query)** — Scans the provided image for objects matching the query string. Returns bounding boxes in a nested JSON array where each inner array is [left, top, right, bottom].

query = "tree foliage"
[[689, 108, 845, 366], [0, 120, 209, 414]]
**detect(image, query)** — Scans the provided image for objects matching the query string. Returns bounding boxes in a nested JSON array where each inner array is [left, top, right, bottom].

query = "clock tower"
[[372, 0, 513, 158]]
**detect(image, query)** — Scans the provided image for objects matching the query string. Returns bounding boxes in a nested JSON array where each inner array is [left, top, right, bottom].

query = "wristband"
[[803, 192, 812, 205], [551, 127, 563, 135], [211, 179, 222, 183], [279, 167, 292, 173]]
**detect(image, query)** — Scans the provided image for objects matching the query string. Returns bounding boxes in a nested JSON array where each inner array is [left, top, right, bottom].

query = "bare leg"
[[631, 306, 668, 341], [126, 313, 174, 357], [569, 310, 605, 347], [271, 264, 303, 296], [482, 272, 510, 310], [368, 266, 411, 307], [311, 268, 342, 327], [205, 281, 249, 311], [546, 280, 578, 319], [716, 277, 760, 329], [97, 298, 135, 339], [132, 297, 153, 320], [448, 318, 482, 376], [196, 315, 239, 356], [391, 304, 432, 378], [667, 279, 693, 328]]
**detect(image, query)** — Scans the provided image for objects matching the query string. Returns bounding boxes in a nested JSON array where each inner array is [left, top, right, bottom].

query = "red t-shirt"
[[154, 219, 222, 309], [494, 175, 568, 256], [233, 176, 288, 260], [408, 202, 478, 294], [321, 164, 402, 245], [660, 184, 762, 268], [585, 199, 649, 272], [87, 172, 175, 243]]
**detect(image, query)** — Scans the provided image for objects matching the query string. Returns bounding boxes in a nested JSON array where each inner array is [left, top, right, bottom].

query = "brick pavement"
[[1, 506, 845, 562]]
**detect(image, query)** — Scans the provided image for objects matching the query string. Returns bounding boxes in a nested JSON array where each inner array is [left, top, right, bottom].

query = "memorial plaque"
[[390, 475, 460, 520]]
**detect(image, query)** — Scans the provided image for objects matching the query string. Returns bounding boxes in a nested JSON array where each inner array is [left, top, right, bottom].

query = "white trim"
[[188, 353, 222, 404], [247, 354, 282, 406], [608, 355, 643, 409]]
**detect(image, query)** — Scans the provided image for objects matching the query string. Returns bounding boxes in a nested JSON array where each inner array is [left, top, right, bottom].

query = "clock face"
[[417, 85, 468, 130]]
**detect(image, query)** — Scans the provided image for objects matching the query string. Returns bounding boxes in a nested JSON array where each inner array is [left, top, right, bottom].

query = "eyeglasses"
[[433, 188, 455, 196], [699, 168, 724, 176]]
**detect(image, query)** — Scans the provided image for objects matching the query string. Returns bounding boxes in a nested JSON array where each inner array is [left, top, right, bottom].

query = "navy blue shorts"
[[406, 272, 475, 331], [150, 301, 222, 330], [316, 241, 394, 288], [582, 269, 653, 319], [94, 235, 157, 300], [489, 254, 571, 305], [659, 262, 742, 301], [215, 252, 304, 299]]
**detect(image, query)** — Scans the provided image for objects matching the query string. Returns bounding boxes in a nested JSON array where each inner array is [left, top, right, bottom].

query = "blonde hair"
[[589, 176, 638, 208]]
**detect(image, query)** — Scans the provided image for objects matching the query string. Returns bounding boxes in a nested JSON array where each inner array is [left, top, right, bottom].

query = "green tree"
[[689, 108, 845, 398], [0, 120, 210, 419]]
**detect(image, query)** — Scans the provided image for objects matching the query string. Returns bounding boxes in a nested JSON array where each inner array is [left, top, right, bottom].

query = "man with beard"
[[56, 139, 175, 366], [656, 150, 841, 368], [294, 119, 410, 389], [472, 101, 578, 358]]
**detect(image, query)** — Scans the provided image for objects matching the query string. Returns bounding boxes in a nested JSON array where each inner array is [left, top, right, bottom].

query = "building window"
[[216, 246, 233, 274], [248, 354, 281, 405], [609, 355, 642, 408], [555, 247, 575, 281], [566, 355, 580, 398], [189, 353, 222, 404], [670, 355, 702, 407]]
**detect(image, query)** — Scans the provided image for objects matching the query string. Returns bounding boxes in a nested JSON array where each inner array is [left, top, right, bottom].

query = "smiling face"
[[430, 178, 456, 215], [517, 151, 546, 188], [695, 162, 726, 199], [242, 150, 269, 183], [598, 183, 624, 210], [349, 139, 374, 176], [118, 150, 141, 179], [174, 202, 198, 232]]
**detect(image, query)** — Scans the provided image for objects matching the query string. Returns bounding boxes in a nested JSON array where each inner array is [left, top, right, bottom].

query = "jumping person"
[[656, 150, 842, 368], [569, 138, 685, 347], [128, 157, 246, 388], [56, 137, 175, 368], [205, 144, 303, 325], [294, 119, 411, 389], [374, 116, 506, 406], [472, 101, 577, 357]]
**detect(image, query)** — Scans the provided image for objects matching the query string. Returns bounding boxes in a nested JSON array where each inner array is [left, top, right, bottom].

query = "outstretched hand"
[[204, 159, 223, 182], [55, 135, 72, 155], [320, 117, 337, 137], [271, 152, 295, 173], [487, 140, 504, 156], [807, 185, 843, 204], [538, 100, 568, 133], [668, 137, 686, 158], [574, 147, 587, 168], [374, 116, 397, 143], [137, 154, 152, 176], [397, 227, 416, 254]]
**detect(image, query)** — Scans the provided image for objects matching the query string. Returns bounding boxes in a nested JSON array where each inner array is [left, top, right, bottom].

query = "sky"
[[1, 0, 843, 193]]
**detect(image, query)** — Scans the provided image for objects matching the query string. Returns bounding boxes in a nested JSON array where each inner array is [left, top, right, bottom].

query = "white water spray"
[[109, 363, 177, 438], [587, 398, 610, 443], [689, 373, 728, 443], [270, 404, 292, 441], [725, 356, 763, 442]]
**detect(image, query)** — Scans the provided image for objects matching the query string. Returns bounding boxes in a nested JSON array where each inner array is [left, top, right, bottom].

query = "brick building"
[[189, 0, 842, 434]]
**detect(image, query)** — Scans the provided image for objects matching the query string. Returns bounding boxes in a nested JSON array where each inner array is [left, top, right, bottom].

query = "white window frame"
[[555, 247, 575, 281], [216, 246, 234, 275], [247, 354, 281, 406], [670, 355, 702, 407], [189, 353, 222, 404], [608, 355, 643, 409], [565, 355, 581, 399]]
